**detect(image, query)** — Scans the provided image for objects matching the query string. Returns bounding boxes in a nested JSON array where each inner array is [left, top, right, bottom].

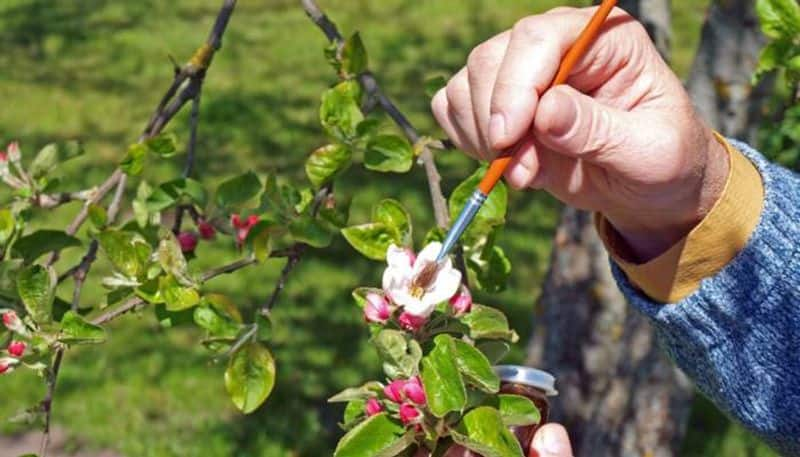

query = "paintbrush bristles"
[[412, 261, 440, 290]]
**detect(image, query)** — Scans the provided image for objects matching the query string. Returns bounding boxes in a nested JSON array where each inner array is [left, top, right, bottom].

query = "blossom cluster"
[[174, 213, 259, 254], [365, 375, 428, 425], [1, 310, 28, 375], [363, 242, 472, 331]]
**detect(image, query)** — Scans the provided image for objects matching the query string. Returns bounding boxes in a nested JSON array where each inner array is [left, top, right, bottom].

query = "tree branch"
[[301, 0, 450, 229], [37, 2, 238, 456]]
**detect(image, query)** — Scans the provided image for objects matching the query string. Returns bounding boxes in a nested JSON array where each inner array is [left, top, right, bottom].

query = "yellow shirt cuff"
[[595, 134, 764, 303]]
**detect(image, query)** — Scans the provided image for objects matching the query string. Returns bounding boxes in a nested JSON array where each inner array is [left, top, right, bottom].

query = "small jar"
[[494, 365, 558, 453]]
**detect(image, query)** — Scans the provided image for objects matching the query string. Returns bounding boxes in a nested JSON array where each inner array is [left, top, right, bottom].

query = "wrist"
[[605, 129, 730, 262]]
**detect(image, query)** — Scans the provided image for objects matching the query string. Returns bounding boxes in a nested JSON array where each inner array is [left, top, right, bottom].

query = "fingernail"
[[489, 113, 506, 146], [542, 427, 567, 454], [532, 427, 567, 456]]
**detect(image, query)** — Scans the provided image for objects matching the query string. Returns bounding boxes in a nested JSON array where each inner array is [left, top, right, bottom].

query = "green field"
[[0, 0, 775, 455]]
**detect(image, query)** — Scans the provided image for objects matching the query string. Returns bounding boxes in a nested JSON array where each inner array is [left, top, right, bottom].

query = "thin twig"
[[301, 0, 450, 229], [38, 348, 64, 457], [183, 88, 203, 178], [70, 241, 98, 311], [201, 255, 257, 283]]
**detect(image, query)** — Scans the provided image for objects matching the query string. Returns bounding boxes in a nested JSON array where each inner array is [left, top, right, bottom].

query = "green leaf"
[[247, 222, 273, 262], [146, 178, 208, 212], [216, 171, 263, 208], [334, 413, 413, 457], [476, 340, 510, 365], [225, 341, 276, 414], [420, 334, 467, 418], [193, 305, 240, 338], [0, 259, 23, 300], [756, 0, 800, 39], [289, 216, 333, 248], [372, 329, 422, 379], [372, 199, 411, 246], [0, 209, 14, 245], [460, 304, 518, 342], [449, 166, 508, 236], [157, 233, 192, 284], [329, 381, 383, 403], [754, 40, 794, 82], [364, 134, 413, 173], [343, 399, 366, 428], [59, 310, 105, 344], [29, 141, 84, 179], [469, 244, 511, 293], [144, 132, 179, 158], [496, 394, 541, 427], [305, 144, 353, 188], [453, 339, 500, 393], [97, 230, 151, 279], [120, 143, 148, 176], [451, 406, 524, 457], [88, 204, 108, 229], [341, 223, 398, 260], [424, 75, 448, 98], [159, 275, 200, 311], [12, 230, 81, 263], [341, 31, 368, 76], [16, 265, 56, 324], [320, 80, 364, 141]]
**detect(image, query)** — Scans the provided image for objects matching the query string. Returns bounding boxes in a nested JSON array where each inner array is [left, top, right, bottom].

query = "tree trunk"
[[525, 2, 696, 456], [685, 1, 767, 141]]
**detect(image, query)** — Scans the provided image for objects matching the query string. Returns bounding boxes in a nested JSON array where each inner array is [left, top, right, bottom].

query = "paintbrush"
[[435, 0, 618, 264]]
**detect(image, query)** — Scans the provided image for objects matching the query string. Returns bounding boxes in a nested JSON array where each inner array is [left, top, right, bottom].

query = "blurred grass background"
[[0, 0, 776, 455]]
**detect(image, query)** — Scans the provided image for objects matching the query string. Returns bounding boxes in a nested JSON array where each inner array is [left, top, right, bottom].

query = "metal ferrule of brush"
[[436, 189, 488, 262]]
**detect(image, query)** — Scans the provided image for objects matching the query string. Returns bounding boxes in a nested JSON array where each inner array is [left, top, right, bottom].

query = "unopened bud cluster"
[[1, 310, 29, 375], [364, 375, 428, 428]]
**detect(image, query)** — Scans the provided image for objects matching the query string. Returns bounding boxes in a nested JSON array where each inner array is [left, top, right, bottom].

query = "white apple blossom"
[[382, 242, 461, 318]]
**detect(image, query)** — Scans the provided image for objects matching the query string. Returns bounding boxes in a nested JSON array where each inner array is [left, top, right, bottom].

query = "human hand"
[[432, 6, 729, 260]]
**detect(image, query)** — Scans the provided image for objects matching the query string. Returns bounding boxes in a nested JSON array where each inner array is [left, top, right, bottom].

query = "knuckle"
[[445, 76, 469, 108], [512, 16, 545, 40], [467, 42, 498, 71]]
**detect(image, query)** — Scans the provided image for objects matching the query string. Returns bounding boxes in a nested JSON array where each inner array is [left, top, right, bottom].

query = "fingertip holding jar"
[[494, 365, 558, 453]]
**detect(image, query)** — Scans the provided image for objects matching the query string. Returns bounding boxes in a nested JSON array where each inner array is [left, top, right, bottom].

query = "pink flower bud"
[[7, 141, 20, 162], [384, 379, 406, 403], [198, 220, 216, 240], [7, 341, 25, 358], [365, 398, 383, 417], [399, 403, 420, 425], [1, 310, 25, 334], [0, 357, 17, 375], [0, 149, 6, 162], [177, 231, 198, 253], [403, 376, 426, 405], [231, 214, 258, 247], [449, 286, 472, 316], [364, 293, 391, 324], [398, 312, 426, 332]]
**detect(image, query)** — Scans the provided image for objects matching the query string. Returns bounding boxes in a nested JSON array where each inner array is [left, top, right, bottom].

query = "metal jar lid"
[[494, 365, 558, 396]]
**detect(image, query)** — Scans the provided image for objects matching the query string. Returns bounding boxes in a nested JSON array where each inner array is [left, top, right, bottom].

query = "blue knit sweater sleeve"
[[611, 140, 800, 456]]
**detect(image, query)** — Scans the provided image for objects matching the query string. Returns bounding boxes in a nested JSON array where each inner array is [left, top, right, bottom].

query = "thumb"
[[533, 84, 639, 169], [530, 423, 573, 457]]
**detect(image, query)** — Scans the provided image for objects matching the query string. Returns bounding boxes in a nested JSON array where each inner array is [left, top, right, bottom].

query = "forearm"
[[607, 141, 800, 455]]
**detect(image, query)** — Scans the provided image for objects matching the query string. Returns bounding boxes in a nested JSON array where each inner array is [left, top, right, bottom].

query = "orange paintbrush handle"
[[477, 0, 618, 195]]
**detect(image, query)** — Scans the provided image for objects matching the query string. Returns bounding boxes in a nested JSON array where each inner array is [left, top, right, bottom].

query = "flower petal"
[[422, 266, 461, 307], [382, 266, 411, 294], [387, 244, 415, 269], [412, 242, 442, 276], [393, 290, 433, 317]]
